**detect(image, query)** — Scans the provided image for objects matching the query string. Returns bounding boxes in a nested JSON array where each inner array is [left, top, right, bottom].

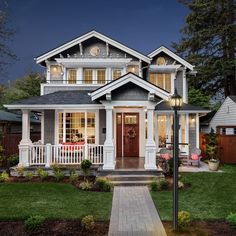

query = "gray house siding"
[[44, 110, 55, 144], [176, 70, 183, 98], [99, 109, 106, 145]]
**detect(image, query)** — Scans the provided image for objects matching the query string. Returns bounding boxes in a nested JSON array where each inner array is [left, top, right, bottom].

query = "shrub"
[[0, 171, 9, 182], [79, 180, 93, 191], [24, 215, 45, 231], [51, 162, 61, 173], [81, 159, 92, 179], [37, 168, 48, 181], [95, 177, 112, 192], [81, 215, 95, 231], [226, 213, 236, 228], [16, 165, 25, 177], [25, 172, 33, 181], [69, 169, 78, 183], [149, 181, 158, 191], [157, 178, 169, 190], [54, 170, 65, 182], [8, 154, 19, 166], [178, 211, 190, 229]]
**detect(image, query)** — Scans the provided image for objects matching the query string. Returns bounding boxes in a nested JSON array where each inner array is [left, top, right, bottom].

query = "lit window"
[[50, 65, 62, 79], [97, 69, 106, 84], [68, 69, 77, 84], [83, 69, 93, 84], [112, 69, 122, 80], [58, 112, 96, 144], [124, 115, 137, 124], [150, 72, 171, 92], [156, 57, 166, 65], [127, 65, 139, 75]]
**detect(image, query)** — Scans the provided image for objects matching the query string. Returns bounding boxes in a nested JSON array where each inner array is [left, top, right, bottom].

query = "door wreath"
[[127, 127, 136, 139]]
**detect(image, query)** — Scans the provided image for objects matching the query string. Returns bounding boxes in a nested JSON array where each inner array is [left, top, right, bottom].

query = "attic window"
[[156, 57, 166, 65]]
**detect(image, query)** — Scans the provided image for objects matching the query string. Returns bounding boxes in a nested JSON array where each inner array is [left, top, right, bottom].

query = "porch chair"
[[187, 148, 202, 168]]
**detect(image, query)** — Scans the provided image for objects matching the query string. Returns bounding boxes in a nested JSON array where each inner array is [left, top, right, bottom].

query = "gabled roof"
[[36, 30, 151, 64], [90, 72, 170, 101], [229, 96, 236, 103], [148, 45, 194, 70]]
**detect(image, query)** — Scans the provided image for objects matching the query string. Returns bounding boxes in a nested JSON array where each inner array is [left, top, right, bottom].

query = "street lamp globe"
[[170, 89, 183, 109]]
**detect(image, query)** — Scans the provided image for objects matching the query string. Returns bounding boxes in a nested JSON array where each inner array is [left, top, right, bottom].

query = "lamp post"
[[170, 88, 183, 230]]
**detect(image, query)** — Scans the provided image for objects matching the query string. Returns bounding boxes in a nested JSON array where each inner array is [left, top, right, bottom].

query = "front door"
[[116, 113, 139, 157]]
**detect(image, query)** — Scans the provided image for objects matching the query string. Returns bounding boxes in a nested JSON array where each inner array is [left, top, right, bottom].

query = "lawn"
[[0, 183, 112, 220], [152, 165, 236, 220]]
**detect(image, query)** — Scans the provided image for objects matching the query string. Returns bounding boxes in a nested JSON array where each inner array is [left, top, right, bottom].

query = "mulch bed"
[[0, 220, 109, 236], [163, 220, 236, 236]]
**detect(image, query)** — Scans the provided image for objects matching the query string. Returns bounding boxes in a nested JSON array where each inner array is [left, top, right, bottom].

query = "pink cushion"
[[161, 153, 170, 160], [191, 154, 199, 160]]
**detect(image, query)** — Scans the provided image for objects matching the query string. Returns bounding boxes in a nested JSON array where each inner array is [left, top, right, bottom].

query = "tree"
[[1, 72, 45, 105], [173, 0, 236, 99], [188, 87, 211, 108], [0, 2, 15, 74]]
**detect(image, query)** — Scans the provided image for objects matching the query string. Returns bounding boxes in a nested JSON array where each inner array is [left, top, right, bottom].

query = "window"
[[58, 112, 96, 144], [68, 69, 77, 84], [124, 115, 137, 124], [158, 116, 167, 148], [156, 57, 166, 65], [150, 72, 171, 92], [127, 65, 139, 75], [112, 69, 122, 80], [50, 65, 62, 80], [84, 69, 93, 84], [97, 69, 106, 84]]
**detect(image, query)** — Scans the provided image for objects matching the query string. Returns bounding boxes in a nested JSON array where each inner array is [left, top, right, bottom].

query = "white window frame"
[[112, 68, 123, 80], [67, 68, 78, 84], [55, 110, 99, 145], [83, 68, 107, 84]]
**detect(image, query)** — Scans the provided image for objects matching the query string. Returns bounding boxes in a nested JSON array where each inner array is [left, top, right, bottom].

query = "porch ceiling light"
[[170, 89, 183, 110]]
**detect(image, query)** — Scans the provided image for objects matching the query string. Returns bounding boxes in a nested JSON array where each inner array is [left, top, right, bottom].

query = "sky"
[[3, 0, 188, 84]]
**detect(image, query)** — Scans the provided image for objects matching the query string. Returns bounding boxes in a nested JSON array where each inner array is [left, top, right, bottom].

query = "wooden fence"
[[200, 132, 236, 164]]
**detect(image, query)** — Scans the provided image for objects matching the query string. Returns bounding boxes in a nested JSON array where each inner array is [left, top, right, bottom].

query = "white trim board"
[[90, 73, 170, 101], [148, 46, 194, 71], [36, 30, 151, 64]]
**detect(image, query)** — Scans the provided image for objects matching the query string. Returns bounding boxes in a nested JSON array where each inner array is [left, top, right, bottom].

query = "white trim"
[[185, 114, 189, 155], [148, 46, 194, 71], [41, 111, 44, 144], [149, 64, 181, 71], [36, 30, 151, 64], [196, 113, 199, 148], [183, 67, 187, 103], [156, 110, 211, 114], [91, 73, 170, 101]]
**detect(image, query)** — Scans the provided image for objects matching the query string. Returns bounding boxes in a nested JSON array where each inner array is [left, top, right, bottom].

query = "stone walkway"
[[108, 186, 167, 236]]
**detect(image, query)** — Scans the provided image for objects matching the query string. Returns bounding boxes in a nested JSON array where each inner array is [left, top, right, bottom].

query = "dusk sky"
[[4, 0, 188, 84]]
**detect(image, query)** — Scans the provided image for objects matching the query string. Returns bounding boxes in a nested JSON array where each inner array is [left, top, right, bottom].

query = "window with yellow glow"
[[127, 65, 139, 75], [97, 69, 106, 84], [50, 65, 62, 79], [58, 112, 96, 144], [68, 69, 77, 84], [158, 116, 167, 148], [83, 69, 93, 84], [112, 69, 122, 80], [150, 73, 171, 92]]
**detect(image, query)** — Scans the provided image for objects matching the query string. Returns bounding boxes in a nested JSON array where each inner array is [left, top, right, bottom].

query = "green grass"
[[0, 183, 112, 220], [151, 164, 236, 220]]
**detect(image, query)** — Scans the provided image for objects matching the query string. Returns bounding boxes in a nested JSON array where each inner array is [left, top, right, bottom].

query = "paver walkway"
[[108, 186, 167, 236]]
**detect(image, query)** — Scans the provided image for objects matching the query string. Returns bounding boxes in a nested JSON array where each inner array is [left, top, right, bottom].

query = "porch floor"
[[116, 157, 145, 169]]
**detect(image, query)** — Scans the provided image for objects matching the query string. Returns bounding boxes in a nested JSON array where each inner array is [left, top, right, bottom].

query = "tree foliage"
[[188, 87, 211, 108], [1, 72, 45, 106], [173, 0, 236, 98], [0, 2, 15, 74]]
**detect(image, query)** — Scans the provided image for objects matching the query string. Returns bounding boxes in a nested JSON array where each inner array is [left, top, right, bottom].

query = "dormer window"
[[156, 57, 166, 65], [127, 65, 139, 75], [150, 72, 171, 92]]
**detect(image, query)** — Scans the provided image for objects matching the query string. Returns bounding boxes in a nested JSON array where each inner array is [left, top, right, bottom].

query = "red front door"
[[116, 113, 139, 157]]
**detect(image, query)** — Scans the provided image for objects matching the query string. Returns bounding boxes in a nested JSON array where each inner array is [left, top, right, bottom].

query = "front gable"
[[90, 73, 170, 101], [36, 30, 151, 65]]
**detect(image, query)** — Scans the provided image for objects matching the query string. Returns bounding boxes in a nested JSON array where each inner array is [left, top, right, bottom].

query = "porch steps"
[[97, 169, 163, 186]]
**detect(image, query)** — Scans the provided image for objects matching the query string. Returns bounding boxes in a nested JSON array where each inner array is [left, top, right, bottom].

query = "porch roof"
[[155, 101, 211, 113], [4, 90, 102, 110]]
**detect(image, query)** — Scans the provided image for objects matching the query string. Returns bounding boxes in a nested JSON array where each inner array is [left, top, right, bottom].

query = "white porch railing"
[[28, 144, 104, 166]]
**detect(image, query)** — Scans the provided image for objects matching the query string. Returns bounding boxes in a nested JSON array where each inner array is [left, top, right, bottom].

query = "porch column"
[[145, 107, 157, 170], [103, 106, 115, 169], [19, 109, 32, 167]]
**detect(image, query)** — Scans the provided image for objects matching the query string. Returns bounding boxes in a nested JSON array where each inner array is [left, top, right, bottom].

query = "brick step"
[[111, 180, 153, 186]]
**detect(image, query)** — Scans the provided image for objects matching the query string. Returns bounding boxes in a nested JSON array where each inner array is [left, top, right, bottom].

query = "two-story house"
[[5, 30, 209, 170]]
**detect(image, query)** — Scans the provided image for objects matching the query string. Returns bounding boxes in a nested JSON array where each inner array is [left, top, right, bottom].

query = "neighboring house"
[[5, 30, 209, 169], [201, 96, 236, 135], [0, 110, 41, 157]]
